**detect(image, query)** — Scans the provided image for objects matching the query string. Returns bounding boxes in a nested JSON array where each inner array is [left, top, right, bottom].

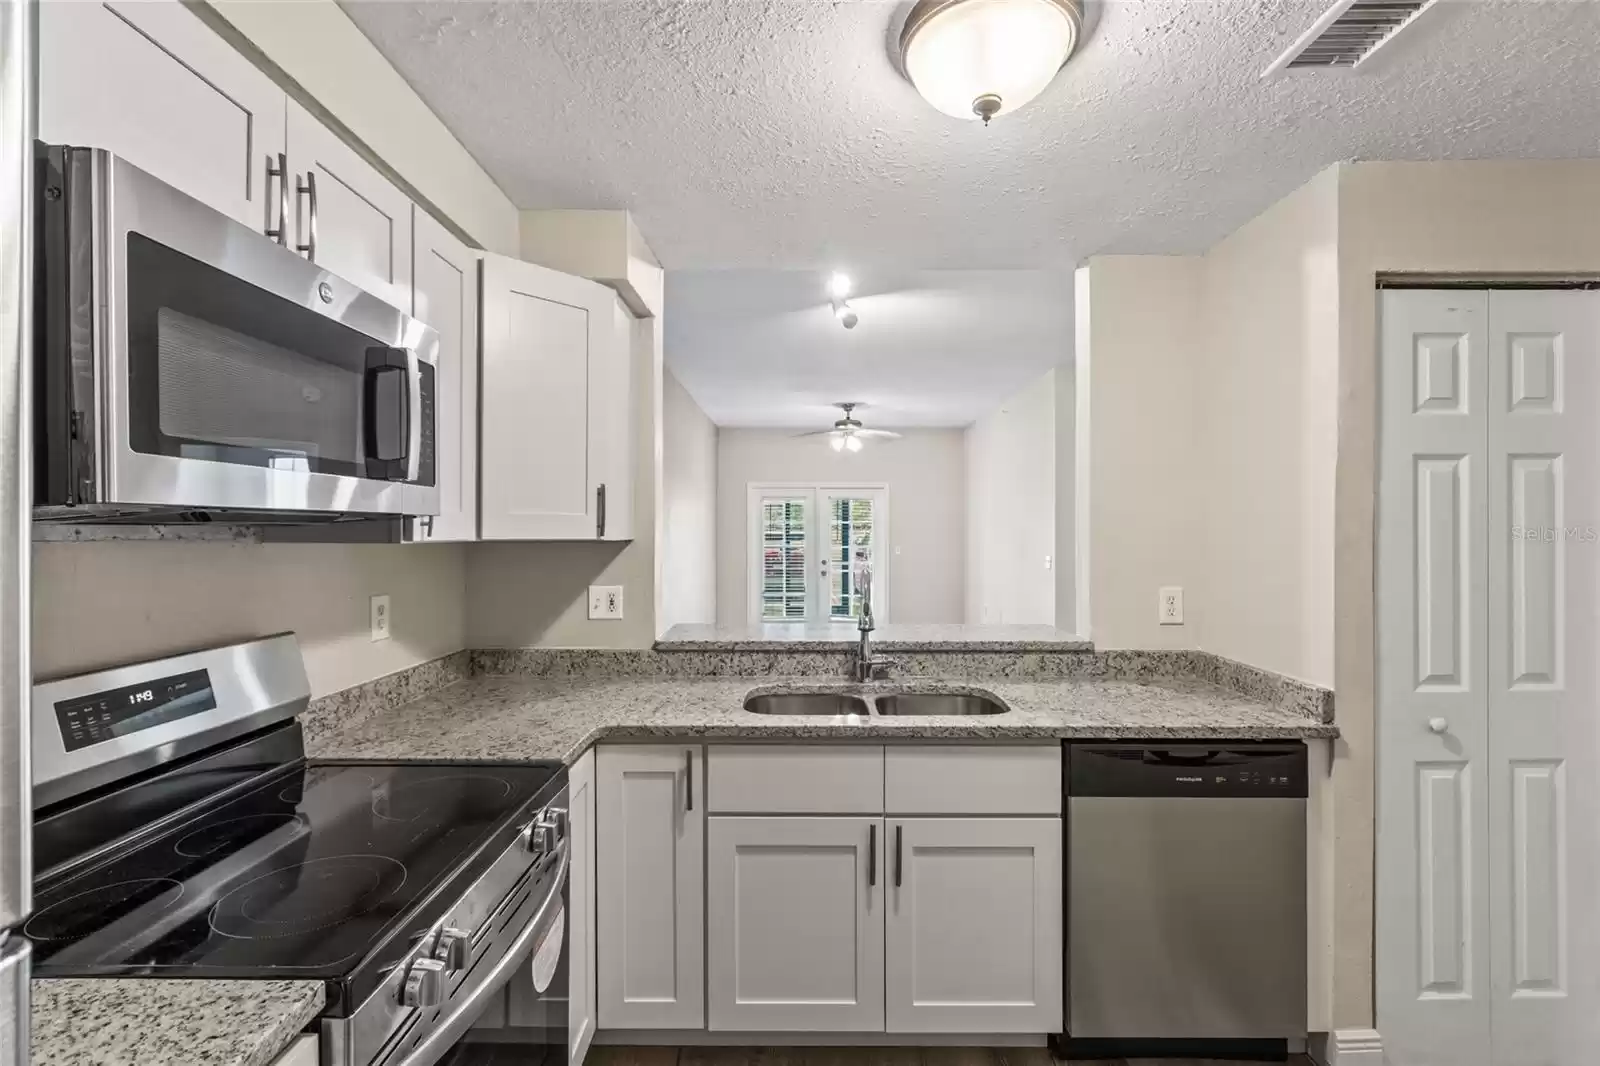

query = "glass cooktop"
[[27, 761, 559, 979]]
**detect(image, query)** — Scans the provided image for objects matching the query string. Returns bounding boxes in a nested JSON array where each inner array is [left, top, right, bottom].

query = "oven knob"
[[432, 927, 473, 972], [400, 957, 447, 1009], [519, 820, 549, 855]]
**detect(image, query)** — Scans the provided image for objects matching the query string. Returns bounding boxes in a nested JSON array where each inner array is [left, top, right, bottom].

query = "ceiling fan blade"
[[853, 428, 902, 439], [792, 428, 845, 438]]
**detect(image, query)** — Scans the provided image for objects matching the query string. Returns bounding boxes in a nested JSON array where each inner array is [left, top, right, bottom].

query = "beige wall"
[[32, 542, 465, 697], [1199, 168, 1340, 687], [965, 370, 1056, 625], [1327, 160, 1600, 1032], [467, 316, 665, 648], [660, 372, 718, 629], [201, 0, 520, 254], [1080, 160, 1600, 1034], [1076, 255, 1204, 650], [715, 429, 966, 626]]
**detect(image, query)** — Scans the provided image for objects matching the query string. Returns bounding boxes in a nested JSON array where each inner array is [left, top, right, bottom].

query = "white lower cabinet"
[[567, 749, 597, 1065], [267, 1034, 318, 1066], [596, 745, 704, 1029], [708, 817, 884, 1032], [688, 744, 1064, 1038], [886, 817, 1062, 1034]]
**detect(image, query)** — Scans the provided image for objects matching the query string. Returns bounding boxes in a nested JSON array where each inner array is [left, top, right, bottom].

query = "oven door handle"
[[390, 841, 570, 1066]]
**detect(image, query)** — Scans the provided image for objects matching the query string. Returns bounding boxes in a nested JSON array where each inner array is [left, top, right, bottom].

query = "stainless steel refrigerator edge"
[[0, 0, 32, 1062]]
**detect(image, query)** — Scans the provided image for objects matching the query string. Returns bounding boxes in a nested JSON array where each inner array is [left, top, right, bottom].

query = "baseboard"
[[594, 1031, 1048, 1047], [1310, 1029, 1384, 1065]]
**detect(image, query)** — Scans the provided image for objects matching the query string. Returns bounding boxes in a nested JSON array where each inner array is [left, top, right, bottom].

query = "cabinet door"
[[568, 749, 597, 1065], [285, 100, 412, 311], [708, 817, 885, 1032], [39, 0, 287, 233], [266, 1034, 318, 1066], [410, 209, 480, 542], [886, 818, 1062, 1034], [480, 254, 616, 540], [597, 745, 704, 1029], [593, 295, 636, 541]]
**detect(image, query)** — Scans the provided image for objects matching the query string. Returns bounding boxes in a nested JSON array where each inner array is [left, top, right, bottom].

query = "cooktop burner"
[[27, 761, 558, 979], [25, 878, 185, 941]]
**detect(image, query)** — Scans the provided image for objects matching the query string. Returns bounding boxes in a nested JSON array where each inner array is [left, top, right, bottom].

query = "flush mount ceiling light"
[[899, 0, 1084, 123]]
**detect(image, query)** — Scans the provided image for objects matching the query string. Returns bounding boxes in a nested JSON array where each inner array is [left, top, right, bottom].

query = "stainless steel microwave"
[[33, 145, 439, 524]]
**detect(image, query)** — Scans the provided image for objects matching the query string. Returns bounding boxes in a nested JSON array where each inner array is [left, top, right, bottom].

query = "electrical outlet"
[[588, 585, 624, 620], [370, 594, 392, 641], [1158, 586, 1184, 626]]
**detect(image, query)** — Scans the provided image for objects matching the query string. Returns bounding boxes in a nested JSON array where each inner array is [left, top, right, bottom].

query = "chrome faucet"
[[853, 560, 896, 682]]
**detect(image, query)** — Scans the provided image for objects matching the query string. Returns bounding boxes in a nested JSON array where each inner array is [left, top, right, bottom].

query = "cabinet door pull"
[[264, 153, 289, 245], [596, 483, 607, 538], [295, 171, 319, 260], [684, 749, 694, 812], [868, 824, 877, 887], [894, 824, 903, 888]]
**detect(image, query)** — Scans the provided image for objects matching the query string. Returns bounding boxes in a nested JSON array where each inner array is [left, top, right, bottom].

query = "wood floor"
[[588, 1047, 1317, 1066]]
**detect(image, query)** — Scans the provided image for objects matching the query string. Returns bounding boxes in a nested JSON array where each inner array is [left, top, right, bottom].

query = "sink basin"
[[873, 692, 1008, 716], [743, 692, 871, 716]]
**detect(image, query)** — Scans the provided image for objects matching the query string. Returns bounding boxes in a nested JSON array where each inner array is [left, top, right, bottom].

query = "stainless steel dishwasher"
[[1066, 742, 1308, 1054]]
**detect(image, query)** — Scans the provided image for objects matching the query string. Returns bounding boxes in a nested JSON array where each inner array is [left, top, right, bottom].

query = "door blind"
[[828, 496, 876, 620], [760, 498, 808, 620]]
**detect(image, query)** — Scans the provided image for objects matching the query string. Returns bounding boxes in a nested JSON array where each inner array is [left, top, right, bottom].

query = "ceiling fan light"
[[845, 435, 864, 453], [830, 434, 848, 452], [901, 0, 1082, 122]]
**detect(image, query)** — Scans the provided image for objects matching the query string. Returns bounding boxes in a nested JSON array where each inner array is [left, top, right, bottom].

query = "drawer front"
[[708, 745, 884, 814], [885, 745, 1061, 815]]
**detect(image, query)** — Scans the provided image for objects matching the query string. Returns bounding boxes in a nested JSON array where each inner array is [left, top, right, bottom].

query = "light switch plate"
[[370, 594, 392, 641], [588, 585, 624, 620], [1158, 586, 1183, 625]]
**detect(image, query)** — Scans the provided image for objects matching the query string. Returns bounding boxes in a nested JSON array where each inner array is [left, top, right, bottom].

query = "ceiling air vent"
[[1261, 0, 1436, 77]]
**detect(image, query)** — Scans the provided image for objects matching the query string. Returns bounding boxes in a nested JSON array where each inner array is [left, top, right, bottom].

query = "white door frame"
[[745, 482, 890, 626]]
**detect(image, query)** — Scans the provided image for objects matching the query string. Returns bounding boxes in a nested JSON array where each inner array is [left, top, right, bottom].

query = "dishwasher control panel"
[[1067, 742, 1309, 798]]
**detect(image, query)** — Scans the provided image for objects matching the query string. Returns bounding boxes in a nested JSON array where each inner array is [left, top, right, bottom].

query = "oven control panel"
[[53, 668, 216, 752]]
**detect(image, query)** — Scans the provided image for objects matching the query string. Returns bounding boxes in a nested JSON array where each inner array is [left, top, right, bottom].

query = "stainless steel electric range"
[[25, 634, 569, 1066]]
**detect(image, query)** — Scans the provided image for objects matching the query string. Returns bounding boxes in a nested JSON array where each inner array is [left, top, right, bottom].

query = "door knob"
[[1427, 717, 1449, 734]]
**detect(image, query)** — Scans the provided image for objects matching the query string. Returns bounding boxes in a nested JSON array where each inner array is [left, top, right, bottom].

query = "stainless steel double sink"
[[743, 689, 1008, 716]]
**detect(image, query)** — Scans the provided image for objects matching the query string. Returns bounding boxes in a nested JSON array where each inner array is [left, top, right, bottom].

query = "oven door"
[[39, 146, 438, 517]]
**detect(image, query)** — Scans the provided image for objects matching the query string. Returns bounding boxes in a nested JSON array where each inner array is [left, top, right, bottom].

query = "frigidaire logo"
[[1175, 776, 1202, 783]]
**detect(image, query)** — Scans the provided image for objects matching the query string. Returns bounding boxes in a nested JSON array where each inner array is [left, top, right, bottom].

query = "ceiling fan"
[[794, 403, 903, 452]]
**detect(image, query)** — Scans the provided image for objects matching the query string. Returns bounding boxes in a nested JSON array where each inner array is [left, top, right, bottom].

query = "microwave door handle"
[[405, 348, 422, 483], [363, 348, 411, 480]]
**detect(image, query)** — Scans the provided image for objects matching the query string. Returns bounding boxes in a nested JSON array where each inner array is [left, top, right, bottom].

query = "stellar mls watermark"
[[1512, 525, 1599, 543]]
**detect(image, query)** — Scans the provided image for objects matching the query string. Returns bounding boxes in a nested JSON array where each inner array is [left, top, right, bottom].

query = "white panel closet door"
[[1485, 291, 1599, 1066], [1376, 289, 1491, 1066]]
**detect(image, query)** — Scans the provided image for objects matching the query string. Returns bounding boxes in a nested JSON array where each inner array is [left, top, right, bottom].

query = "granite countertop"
[[33, 661, 1329, 1066], [32, 979, 324, 1066], [656, 622, 1093, 652], [309, 672, 1336, 764]]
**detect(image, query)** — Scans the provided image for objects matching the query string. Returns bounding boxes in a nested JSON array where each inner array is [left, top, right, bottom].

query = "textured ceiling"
[[343, 0, 1600, 270], [664, 270, 1072, 427]]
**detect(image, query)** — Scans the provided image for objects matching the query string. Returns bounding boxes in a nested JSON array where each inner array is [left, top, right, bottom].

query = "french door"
[[747, 485, 888, 625], [1377, 289, 1600, 1066]]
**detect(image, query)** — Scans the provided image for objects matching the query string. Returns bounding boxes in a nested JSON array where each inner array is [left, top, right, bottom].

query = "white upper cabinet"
[[592, 295, 636, 542], [480, 254, 633, 541], [38, 0, 287, 234], [886, 817, 1062, 1034], [708, 816, 885, 1032], [285, 100, 413, 312], [410, 209, 480, 543]]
